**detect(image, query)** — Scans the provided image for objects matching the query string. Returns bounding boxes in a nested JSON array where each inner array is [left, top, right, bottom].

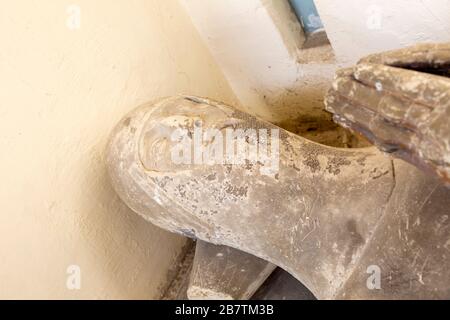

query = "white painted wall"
[[0, 0, 237, 299], [315, 0, 450, 66], [181, 0, 288, 119]]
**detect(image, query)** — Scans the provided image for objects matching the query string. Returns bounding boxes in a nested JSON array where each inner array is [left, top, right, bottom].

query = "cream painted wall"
[[0, 0, 237, 299]]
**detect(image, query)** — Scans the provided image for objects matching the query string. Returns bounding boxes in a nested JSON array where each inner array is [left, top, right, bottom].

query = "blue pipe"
[[289, 0, 324, 34]]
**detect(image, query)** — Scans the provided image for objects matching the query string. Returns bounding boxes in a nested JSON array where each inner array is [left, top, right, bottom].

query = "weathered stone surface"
[[251, 268, 316, 300], [187, 241, 275, 300], [106, 95, 450, 299], [325, 42, 450, 183], [335, 159, 450, 299]]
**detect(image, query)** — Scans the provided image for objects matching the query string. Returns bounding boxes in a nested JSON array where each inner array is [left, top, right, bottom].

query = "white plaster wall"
[[0, 0, 237, 299], [315, 0, 450, 66]]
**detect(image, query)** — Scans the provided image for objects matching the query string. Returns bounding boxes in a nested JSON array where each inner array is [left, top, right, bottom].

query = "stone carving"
[[106, 95, 450, 299]]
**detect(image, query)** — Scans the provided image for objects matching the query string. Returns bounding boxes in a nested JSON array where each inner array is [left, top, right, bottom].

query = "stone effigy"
[[106, 94, 450, 299]]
